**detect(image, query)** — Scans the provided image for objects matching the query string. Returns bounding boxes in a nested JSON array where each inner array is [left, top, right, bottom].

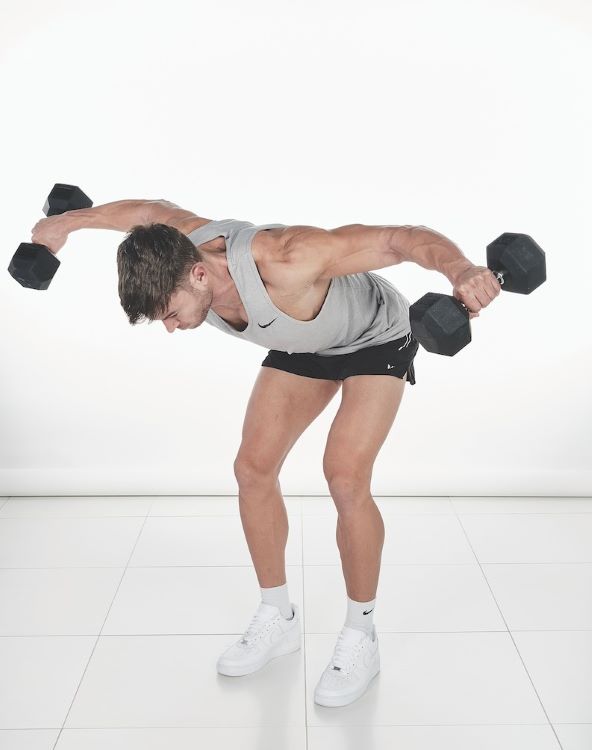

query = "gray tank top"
[[186, 218, 412, 356]]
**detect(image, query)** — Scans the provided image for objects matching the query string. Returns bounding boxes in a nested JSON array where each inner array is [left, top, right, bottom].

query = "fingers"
[[455, 268, 502, 318], [468, 277, 501, 312], [463, 294, 481, 315], [486, 273, 502, 298]]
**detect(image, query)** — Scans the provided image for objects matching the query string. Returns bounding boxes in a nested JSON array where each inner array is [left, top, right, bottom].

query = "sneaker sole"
[[217, 633, 301, 677], [313, 661, 380, 707]]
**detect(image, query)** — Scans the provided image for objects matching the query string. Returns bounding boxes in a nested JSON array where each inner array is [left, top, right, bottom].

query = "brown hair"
[[116, 223, 204, 325]]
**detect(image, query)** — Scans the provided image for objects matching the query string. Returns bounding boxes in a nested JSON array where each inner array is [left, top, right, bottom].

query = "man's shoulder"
[[252, 226, 319, 292], [177, 216, 213, 234]]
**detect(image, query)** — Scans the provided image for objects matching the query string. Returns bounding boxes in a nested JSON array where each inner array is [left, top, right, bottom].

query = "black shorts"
[[260, 332, 419, 384]]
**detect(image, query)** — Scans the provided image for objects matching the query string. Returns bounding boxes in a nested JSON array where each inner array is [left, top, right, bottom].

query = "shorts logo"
[[387, 364, 395, 369], [398, 333, 412, 350]]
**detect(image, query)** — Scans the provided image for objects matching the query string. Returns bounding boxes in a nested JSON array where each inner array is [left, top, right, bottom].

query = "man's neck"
[[201, 248, 242, 311]]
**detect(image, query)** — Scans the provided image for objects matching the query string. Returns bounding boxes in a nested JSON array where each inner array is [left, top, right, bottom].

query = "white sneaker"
[[216, 601, 301, 677], [314, 625, 380, 707]]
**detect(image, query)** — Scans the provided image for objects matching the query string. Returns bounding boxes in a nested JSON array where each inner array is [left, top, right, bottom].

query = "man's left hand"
[[452, 265, 502, 319]]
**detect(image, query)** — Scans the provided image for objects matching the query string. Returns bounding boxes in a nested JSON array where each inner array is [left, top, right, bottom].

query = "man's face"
[[160, 284, 212, 333]]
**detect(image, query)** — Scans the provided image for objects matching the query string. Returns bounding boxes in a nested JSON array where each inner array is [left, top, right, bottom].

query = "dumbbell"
[[409, 233, 546, 356], [8, 184, 92, 290]]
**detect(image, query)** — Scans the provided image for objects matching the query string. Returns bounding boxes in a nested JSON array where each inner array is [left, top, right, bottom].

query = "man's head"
[[117, 223, 213, 331]]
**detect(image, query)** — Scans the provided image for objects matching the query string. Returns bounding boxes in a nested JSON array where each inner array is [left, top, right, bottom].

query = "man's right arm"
[[31, 199, 208, 254], [63, 199, 172, 234]]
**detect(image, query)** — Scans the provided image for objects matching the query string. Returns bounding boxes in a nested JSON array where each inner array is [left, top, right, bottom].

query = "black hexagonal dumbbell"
[[8, 184, 92, 290], [409, 233, 547, 356]]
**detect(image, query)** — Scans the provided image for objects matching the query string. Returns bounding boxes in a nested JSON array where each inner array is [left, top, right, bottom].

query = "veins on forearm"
[[398, 226, 473, 284]]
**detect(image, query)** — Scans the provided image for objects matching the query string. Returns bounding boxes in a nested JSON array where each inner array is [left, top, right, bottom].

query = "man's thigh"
[[234, 366, 341, 479], [323, 373, 407, 492]]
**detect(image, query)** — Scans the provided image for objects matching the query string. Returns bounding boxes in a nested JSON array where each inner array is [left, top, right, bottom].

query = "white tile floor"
[[0, 495, 591, 750]]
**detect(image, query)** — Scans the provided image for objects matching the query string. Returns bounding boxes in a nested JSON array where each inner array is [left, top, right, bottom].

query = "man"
[[32, 198, 500, 707]]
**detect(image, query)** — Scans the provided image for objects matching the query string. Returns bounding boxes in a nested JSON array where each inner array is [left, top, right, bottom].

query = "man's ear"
[[188, 261, 207, 288]]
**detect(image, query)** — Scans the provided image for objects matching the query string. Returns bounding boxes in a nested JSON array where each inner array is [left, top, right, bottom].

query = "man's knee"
[[323, 462, 372, 511], [233, 455, 280, 486]]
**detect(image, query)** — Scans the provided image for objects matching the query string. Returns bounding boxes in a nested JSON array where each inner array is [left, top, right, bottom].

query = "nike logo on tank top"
[[186, 219, 412, 355]]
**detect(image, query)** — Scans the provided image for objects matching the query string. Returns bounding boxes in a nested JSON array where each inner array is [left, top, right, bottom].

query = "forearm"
[[63, 199, 160, 234], [392, 225, 474, 285]]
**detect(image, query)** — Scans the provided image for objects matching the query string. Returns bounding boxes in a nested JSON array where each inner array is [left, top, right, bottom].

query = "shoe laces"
[[330, 629, 364, 674], [240, 606, 275, 646]]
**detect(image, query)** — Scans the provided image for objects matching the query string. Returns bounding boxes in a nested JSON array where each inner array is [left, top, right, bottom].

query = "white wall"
[[1, 0, 590, 497]]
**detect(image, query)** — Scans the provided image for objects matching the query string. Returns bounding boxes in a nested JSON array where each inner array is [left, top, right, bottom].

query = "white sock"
[[260, 582, 294, 620], [345, 595, 375, 635]]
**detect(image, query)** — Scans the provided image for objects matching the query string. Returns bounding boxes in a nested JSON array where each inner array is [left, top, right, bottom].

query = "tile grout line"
[[450, 497, 565, 750], [3, 721, 578, 730], [50, 499, 156, 750]]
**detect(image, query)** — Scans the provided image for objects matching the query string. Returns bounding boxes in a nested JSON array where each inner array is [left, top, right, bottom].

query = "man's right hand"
[[31, 215, 70, 254]]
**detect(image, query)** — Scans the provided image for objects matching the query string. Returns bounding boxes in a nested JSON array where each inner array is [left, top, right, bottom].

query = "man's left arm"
[[283, 223, 502, 317]]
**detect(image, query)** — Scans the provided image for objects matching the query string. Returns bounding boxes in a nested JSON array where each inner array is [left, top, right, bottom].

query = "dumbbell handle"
[[492, 270, 506, 286]]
